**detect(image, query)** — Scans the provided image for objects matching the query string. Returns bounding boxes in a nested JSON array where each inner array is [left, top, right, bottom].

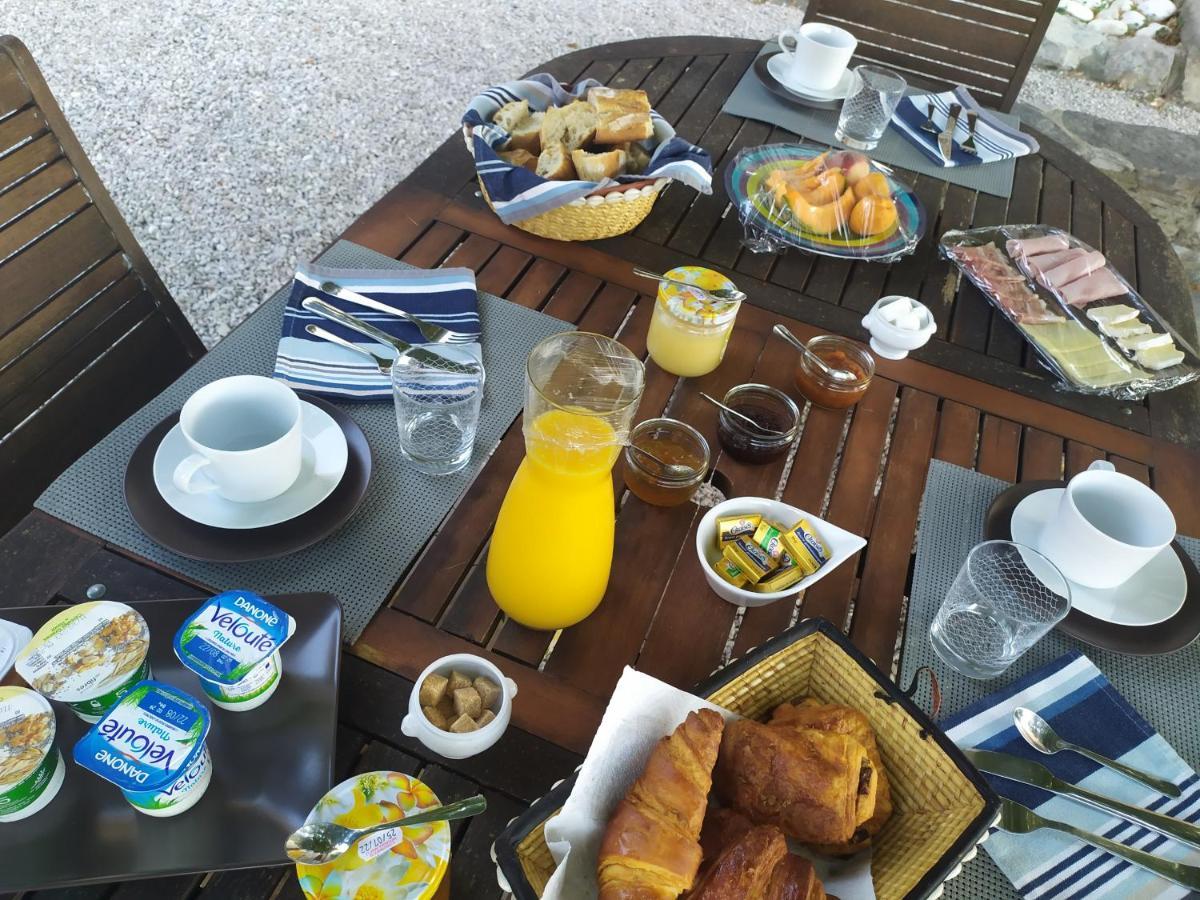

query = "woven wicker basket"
[[492, 618, 999, 900], [477, 177, 668, 242]]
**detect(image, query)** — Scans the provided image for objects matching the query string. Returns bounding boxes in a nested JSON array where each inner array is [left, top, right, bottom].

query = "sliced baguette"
[[506, 112, 544, 154], [536, 142, 576, 180], [541, 100, 596, 152], [588, 87, 654, 143], [492, 99, 530, 132], [499, 148, 538, 172], [571, 148, 626, 181]]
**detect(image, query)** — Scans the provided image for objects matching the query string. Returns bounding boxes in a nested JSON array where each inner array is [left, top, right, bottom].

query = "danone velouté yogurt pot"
[[0, 687, 65, 822], [15, 601, 151, 722], [173, 590, 296, 711], [73, 679, 212, 817]]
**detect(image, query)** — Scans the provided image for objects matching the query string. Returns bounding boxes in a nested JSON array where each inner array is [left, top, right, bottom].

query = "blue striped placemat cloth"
[[273, 263, 480, 399], [462, 72, 712, 225], [892, 87, 1039, 169], [943, 649, 1198, 898]]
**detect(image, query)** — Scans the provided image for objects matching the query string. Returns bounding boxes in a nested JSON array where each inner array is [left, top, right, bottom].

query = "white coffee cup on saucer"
[[173, 375, 304, 504], [777, 22, 858, 91], [1037, 460, 1176, 590]]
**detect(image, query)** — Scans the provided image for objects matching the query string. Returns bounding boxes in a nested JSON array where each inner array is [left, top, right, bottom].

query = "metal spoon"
[[772, 324, 858, 384], [632, 267, 747, 304], [1014, 707, 1181, 798], [285, 795, 487, 865], [699, 391, 787, 437], [626, 443, 696, 479]]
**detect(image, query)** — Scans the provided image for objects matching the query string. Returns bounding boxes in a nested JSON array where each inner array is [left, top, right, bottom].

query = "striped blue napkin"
[[945, 651, 1198, 899], [462, 73, 712, 225], [891, 86, 1039, 168], [273, 263, 480, 400]]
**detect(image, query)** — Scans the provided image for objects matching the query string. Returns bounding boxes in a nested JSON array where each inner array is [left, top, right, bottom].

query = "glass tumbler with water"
[[392, 344, 484, 475], [930, 540, 1071, 679], [835, 65, 907, 151]]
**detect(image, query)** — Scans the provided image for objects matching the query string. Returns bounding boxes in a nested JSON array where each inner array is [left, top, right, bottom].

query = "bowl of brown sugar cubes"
[[401, 653, 519, 758]]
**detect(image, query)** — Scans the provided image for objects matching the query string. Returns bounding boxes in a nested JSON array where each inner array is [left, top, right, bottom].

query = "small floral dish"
[[295, 770, 450, 900]]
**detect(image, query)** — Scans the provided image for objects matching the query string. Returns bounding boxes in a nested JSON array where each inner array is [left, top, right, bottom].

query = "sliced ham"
[[951, 243, 1065, 324], [1037, 250, 1107, 289], [1006, 235, 1070, 258], [1061, 268, 1127, 307], [1019, 247, 1085, 279]]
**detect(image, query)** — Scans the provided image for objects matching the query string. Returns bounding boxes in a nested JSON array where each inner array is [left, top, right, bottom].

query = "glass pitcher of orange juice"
[[487, 332, 645, 630]]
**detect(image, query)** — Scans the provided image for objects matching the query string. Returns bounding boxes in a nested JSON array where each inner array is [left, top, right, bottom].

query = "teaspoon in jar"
[[773, 324, 857, 384], [699, 392, 787, 437]]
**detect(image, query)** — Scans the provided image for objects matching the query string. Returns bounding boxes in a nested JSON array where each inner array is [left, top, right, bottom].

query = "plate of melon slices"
[[728, 144, 926, 262]]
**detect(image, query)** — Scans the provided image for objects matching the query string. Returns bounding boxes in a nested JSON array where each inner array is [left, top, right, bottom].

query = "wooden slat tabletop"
[[3, 35, 1200, 900]]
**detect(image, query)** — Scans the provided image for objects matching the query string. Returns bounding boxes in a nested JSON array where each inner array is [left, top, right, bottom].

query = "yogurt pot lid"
[[0, 620, 32, 678], [73, 679, 210, 794], [173, 590, 296, 685], [15, 601, 150, 702], [0, 686, 55, 792]]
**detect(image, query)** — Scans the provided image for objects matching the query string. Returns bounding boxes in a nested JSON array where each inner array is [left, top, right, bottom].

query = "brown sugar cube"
[[449, 713, 479, 733], [477, 709, 496, 729], [448, 670, 473, 691], [418, 673, 448, 708], [453, 686, 483, 719], [435, 695, 456, 723], [474, 676, 501, 711], [422, 705, 448, 730]]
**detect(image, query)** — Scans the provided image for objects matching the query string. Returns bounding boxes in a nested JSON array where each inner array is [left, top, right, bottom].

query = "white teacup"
[[777, 22, 858, 91], [1037, 460, 1176, 589], [173, 376, 303, 504]]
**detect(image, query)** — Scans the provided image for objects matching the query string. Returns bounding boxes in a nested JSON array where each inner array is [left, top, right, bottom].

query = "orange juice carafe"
[[487, 332, 645, 630]]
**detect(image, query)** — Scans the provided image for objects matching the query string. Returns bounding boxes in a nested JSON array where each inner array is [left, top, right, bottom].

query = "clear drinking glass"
[[392, 344, 484, 475], [835, 65, 907, 150], [930, 540, 1071, 679]]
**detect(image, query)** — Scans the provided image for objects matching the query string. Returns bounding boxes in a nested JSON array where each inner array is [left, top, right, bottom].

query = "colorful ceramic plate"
[[296, 771, 451, 900], [726, 143, 926, 261]]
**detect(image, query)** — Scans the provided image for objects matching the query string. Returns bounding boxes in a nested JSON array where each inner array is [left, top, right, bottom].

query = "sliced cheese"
[[1022, 321, 1103, 356], [1086, 304, 1139, 326], [1136, 344, 1185, 371], [1099, 318, 1151, 339], [1117, 332, 1172, 354]]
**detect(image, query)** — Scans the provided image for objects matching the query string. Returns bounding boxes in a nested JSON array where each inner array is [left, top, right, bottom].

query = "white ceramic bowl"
[[696, 497, 868, 607], [862, 295, 937, 360], [401, 653, 518, 759]]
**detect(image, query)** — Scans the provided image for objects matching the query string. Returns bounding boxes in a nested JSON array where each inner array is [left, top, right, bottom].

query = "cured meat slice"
[[950, 243, 1064, 324], [1018, 247, 1085, 279], [1037, 250, 1106, 290], [1006, 235, 1070, 258], [1061, 269, 1127, 306]]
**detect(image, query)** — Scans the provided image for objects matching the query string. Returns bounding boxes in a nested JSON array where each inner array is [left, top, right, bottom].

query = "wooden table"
[[3, 36, 1200, 900]]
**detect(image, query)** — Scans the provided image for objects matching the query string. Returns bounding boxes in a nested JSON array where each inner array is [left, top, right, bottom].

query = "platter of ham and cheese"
[[940, 225, 1199, 398]]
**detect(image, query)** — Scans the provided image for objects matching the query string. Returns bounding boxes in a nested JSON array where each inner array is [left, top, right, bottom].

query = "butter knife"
[[937, 102, 962, 162], [967, 749, 1200, 850]]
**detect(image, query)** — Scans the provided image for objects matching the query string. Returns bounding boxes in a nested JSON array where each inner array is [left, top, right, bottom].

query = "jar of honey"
[[794, 336, 874, 409], [645, 266, 741, 378], [623, 418, 710, 506]]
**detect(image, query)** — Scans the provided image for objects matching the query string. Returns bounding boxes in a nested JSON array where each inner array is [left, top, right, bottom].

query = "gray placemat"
[[35, 240, 571, 642], [898, 459, 1200, 899], [723, 44, 1020, 198]]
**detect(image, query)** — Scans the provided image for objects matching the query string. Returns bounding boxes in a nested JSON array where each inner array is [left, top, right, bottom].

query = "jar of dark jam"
[[623, 418, 710, 506], [794, 335, 874, 409], [716, 384, 800, 464]]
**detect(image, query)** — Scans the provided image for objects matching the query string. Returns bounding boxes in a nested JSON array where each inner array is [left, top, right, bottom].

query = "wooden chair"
[[802, 0, 1057, 111], [0, 36, 204, 533]]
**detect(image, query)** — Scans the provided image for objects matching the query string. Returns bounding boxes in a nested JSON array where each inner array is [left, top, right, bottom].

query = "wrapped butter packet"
[[173, 591, 296, 712]]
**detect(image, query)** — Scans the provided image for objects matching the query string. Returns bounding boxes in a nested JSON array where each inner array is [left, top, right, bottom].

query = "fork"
[[919, 100, 938, 134], [318, 280, 476, 345], [997, 799, 1200, 890], [961, 111, 979, 156], [305, 324, 392, 373]]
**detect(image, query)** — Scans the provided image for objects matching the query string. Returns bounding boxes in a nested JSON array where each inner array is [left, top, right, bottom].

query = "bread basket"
[[490, 618, 1000, 900]]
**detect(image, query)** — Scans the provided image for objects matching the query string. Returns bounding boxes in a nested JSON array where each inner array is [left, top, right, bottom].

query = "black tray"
[[0, 593, 341, 892], [985, 480, 1200, 654], [124, 393, 372, 562]]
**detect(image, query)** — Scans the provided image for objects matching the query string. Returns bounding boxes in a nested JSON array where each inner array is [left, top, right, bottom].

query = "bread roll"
[[536, 142, 575, 180], [506, 112, 544, 154], [571, 148, 626, 182], [588, 87, 654, 143], [499, 148, 537, 172], [492, 99, 530, 133], [541, 100, 595, 151]]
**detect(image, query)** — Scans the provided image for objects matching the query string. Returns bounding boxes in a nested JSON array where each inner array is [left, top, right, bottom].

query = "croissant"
[[685, 824, 787, 899], [715, 718, 877, 846], [598, 708, 725, 899], [768, 855, 827, 900], [692, 810, 827, 900]]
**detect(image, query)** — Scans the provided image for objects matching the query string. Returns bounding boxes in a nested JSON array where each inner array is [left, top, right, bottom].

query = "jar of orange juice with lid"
[[645, 266, 742, 378]]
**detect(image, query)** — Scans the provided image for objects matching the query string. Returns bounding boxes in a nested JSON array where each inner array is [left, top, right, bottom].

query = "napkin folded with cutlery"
[[892, 86, 1039, 168], [273, 263, 480, 399], [945, 651, 1199, 899]]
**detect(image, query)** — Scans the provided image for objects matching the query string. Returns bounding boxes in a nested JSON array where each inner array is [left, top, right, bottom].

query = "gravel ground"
[[6, 0, 1200, 345]]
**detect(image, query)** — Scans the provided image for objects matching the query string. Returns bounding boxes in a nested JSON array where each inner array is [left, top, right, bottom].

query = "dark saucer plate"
[[753, 51, 843, 111], [124, 392, 372, 562], [985, 479, 1200, 655]]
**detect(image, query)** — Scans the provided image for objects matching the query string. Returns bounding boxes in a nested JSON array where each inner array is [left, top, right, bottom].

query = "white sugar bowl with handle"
[[863, 295, 937, 359]]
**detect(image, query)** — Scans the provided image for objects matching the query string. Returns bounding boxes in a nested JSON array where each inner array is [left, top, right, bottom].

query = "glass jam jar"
[[623, 418, 710, 506], [645, 266, 742, 378], [716, 385, 800, 464], [794, 335, 875, 409]]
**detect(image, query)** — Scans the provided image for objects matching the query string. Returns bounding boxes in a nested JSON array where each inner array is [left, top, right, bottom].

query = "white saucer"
[[152, 401, 348, 530], [1011, 488, 1186, 626], [766, 56, 859, 101]]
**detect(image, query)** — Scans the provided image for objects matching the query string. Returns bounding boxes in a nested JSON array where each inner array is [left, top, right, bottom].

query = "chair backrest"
[[802, 0, 1056, 111], [0, 35, 204, 533]]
